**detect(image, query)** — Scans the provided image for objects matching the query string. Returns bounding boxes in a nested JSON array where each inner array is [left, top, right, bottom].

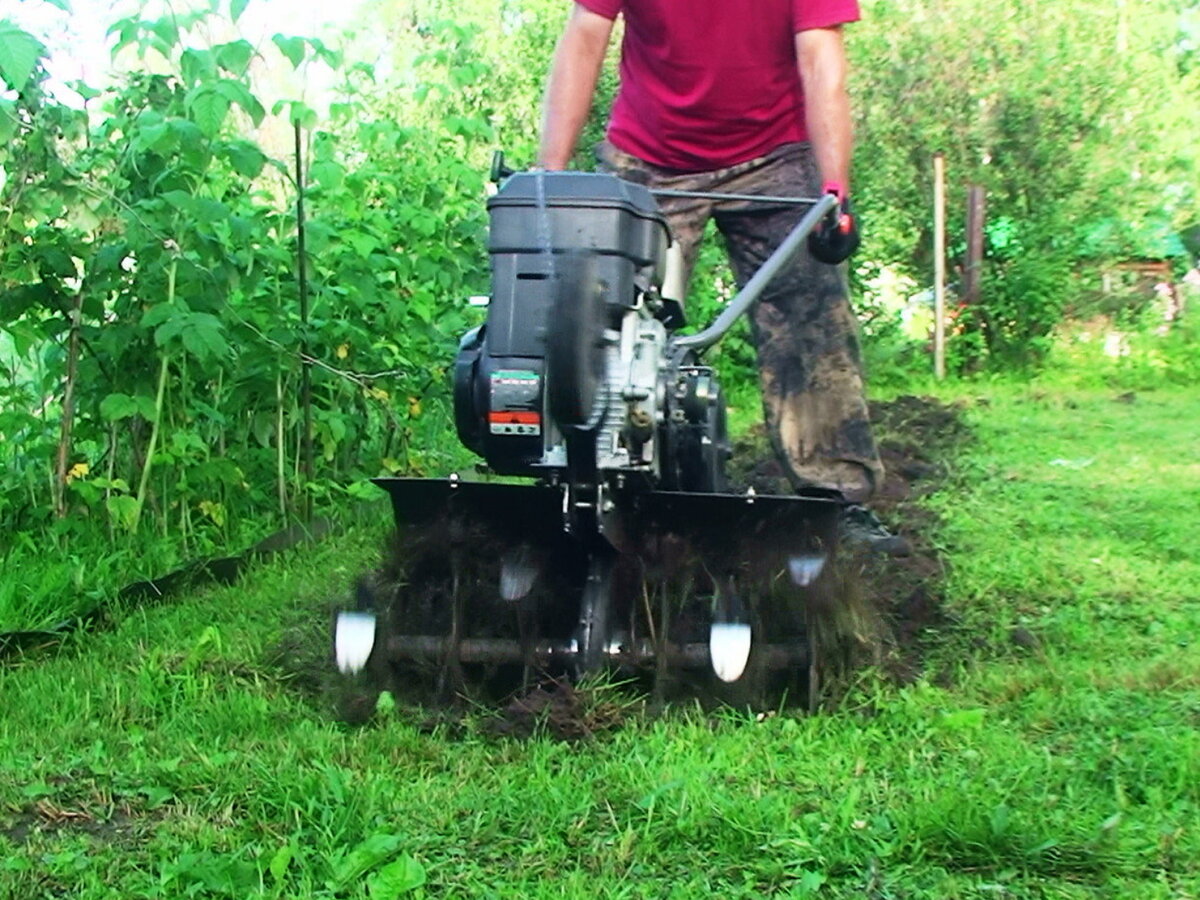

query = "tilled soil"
[[727, 394, 966, 696], [865, 395, 969, 682]]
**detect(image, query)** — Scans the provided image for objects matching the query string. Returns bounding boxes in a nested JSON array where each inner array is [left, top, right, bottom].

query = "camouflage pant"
[[597, 140, 884, 503]]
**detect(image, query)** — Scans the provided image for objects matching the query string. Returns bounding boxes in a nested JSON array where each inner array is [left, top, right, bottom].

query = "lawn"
[[0, 382, 1197, 899]]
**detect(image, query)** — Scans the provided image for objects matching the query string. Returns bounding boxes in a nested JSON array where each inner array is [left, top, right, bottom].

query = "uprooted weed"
[[481, 676, 638, 741]]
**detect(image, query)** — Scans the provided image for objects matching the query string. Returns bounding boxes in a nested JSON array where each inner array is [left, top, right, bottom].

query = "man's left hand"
[[808, 183, 860, 265]]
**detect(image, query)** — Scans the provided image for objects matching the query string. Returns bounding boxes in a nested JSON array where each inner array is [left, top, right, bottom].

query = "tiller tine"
[[625, 488, 842, 682], [335, 578, 379, 675], [335, 611, 376, 675], [363, 478, 843, 695]]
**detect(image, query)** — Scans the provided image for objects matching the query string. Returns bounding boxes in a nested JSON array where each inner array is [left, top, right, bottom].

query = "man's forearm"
[[796, 27, 853, 193], [539, 6, 614, 170]]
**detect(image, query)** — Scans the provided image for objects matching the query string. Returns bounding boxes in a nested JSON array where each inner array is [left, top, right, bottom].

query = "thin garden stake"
[[295, 122, 314, 522], [933, 151, 946, 380], [53, 291, 83, 517]]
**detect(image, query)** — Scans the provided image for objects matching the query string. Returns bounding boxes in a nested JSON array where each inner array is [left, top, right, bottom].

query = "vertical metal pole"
[[933, 152, 946, 380], [294, 123, 314, 522]]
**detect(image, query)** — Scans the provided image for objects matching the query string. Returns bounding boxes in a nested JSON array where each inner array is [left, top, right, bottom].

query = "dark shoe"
[[841, 505, 911, 557]]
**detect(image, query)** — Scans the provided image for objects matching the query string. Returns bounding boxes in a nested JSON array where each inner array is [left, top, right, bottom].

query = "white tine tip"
[[788, 553, 827, 587], [709, 622, 752, 683], [500, 554, 538, 602], [335, 611, 376, 675]]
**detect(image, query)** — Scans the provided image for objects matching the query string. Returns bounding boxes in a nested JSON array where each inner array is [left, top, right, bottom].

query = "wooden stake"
[[53, 292, 83, 517], [295, 123, 314, 523], [933, 152, 946, 380]]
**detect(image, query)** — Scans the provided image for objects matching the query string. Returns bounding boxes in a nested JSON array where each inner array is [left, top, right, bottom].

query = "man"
[[537, 0, 906, 552]]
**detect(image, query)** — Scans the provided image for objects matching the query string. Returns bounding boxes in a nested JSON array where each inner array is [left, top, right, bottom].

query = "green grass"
[[0, 383, 1197, 898]]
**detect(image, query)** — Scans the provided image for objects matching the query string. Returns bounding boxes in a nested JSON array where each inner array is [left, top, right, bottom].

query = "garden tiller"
[[336, 160, 845, 699]]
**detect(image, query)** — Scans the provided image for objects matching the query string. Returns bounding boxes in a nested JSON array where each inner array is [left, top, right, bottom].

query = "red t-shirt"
[[577, 0, 860, 172]]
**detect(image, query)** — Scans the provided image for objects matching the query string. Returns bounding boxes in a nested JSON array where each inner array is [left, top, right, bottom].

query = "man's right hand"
[[808, 184, 860, 265]]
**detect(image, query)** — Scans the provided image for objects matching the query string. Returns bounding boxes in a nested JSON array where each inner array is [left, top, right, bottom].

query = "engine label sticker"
[[489, 370, 542, 436]]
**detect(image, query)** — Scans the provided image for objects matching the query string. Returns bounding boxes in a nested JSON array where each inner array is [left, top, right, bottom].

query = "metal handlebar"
[[671, 192, 838, 355], [650, 188, 823, 206]]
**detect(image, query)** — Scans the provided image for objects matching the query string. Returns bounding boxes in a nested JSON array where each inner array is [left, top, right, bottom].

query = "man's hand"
[[808, 182, 860, 265]]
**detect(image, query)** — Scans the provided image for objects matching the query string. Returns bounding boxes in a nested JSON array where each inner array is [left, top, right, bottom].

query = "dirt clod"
[[1010, 627, 1041, 650], [855, 395, 967, 687], [486, 678, 629, 741]]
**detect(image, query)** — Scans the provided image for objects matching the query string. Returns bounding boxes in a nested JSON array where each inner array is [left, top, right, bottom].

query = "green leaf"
[[106, 495, 139, 532], [0, 99, 17, 144], [66, 205, 101, 233], [333, 834, 404, 888], [938, 708, 986, 731], [241, 94, 266, 127], [181, 313, 228, 361], [41, 0, 72, 10], [133, 120, 175, 155], [36, 245, 77, 278], [154, 315, 184, 347], [794, 869, 826, 897], [89, 477, 130, 492], [180, 48, 216, 86], [0, 22, 47, 91], [213, 78, 252, 107], [252, 411, 273, 448], [990, 804, 1012, 838], [100, 393, 139, 422], [211, 78, 265, 126], [272, 34, 306, 69], [196, 197, 230, 222], [142, 301, 181, 329], [106, 16, 138, 58], [224, 140, 266, 178], [150, 17, 179, 53], [273, 99, 317, 130], [302, 220, 335, 255], [306, 38, 342, 69], [268, 842, 294, 884], [230, 0, 250, 22], [68, 79, 100, 101], [309, 160, 344, 190], [135, 396, 158, 422], [368, 855, 426, 897], [140, 785, 174, 809], [214, 40, 253, 74], [188, 89, 229, 138]]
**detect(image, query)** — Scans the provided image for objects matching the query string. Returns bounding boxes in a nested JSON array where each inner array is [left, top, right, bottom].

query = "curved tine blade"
[[335, 611, 376, 675], [788, 552, 828, 588], [500, 546, 539, 602], [709, 622, 752, 683]]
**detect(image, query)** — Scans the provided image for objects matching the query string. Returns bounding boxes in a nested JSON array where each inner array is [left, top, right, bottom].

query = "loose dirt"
[[727, 394, 965, 694]]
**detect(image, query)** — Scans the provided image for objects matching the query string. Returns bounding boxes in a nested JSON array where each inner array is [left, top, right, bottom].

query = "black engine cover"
[[454, 172, 669, 477]]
